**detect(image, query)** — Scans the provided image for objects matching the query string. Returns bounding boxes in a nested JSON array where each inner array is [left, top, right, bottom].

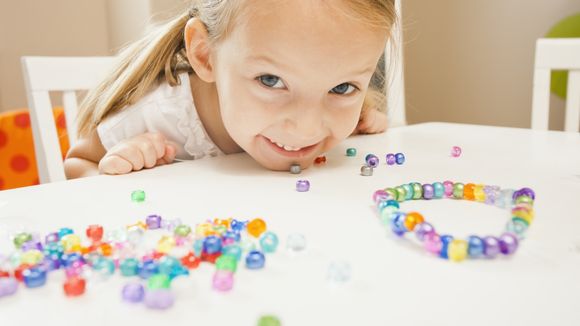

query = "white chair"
[[384, 0, 406, 127], [531, 38, 580, 132], [21, 56, 116, 183]]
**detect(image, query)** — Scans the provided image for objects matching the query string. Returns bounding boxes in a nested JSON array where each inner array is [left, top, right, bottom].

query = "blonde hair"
[[77, 0, 397, 137]]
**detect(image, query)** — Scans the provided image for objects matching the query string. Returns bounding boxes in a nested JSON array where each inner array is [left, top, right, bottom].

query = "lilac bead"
[[0, 278, 18, 297], [415, 222, 435, 242], [122, 283, 145, 303], [296, 180, 310, 192], [499, 233, 519, 255], [22, 241, 43, 252], [483, 236, 501, 258], [422, 184, 435, 199], [146, 215, 162, 229], [144, 289, 174, 309], [451, 146, 462, 157], [366, 155, 379, 168], [386, 153, 396, 165], [513, 187, 535, 200], [424, 232, 442, 254], [212, 270, 234, 291], [45, 232, 60, 243]]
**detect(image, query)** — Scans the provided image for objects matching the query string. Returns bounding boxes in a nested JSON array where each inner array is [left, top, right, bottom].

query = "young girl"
[[64, 0, 397, 178]]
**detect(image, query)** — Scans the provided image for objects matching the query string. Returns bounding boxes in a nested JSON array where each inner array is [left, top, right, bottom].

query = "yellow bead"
[[473, 185, 486, 202], [448, 239, 468, 262], [61, 234, 81, 252], [126, 221, 147, 230], [196, 223, 212, 237], [513, 208, 534, 224], [21, 249, 44, 265], [156, 235, 176, 254], [247, 218, 267, 238]]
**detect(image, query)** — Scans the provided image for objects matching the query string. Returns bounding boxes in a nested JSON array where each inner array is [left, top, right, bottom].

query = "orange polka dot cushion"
[[0, 108, 69, 190]]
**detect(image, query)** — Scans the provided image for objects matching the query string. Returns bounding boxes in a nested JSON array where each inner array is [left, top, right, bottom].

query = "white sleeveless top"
[[97, 73, 222, 160]]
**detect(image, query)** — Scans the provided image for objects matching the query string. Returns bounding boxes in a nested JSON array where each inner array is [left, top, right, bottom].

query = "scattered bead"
[[144, 289, 174, 310], [385, 153, 396, 165], [22, 267, 47, 288], [147, 274, 171, 290], [296, 180, 310, 192], [365, 154, 379, 168], [131, 190, 146, 203], [146, 215, 162, 229], [86, 225, 104, 242], [259, 231, 279, 253], [451, 146, 462, 157], [63, 276, 86, 297], [289, 163, 301, 174], [346, 148, 357, 156], [0, 278, 18, 297], [360, 165, 373, 176], [245, 251, 266, 269], [314, 155, 327, 164], [286, 233, 307, 252], [257, 315, 282, 326], [395, 153, 405, 165], [327, 261, 351, 283], [122, 282, 145, 303], [212, 270, 234, 291]]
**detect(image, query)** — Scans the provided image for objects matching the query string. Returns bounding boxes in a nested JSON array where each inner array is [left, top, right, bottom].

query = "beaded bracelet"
[[372, 182, 535, 262]]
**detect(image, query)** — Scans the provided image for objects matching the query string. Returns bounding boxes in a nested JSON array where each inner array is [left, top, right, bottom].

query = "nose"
[[284, 103, 325, 140]]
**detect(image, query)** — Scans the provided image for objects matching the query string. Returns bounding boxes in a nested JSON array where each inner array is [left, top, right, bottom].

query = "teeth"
[[269, 139, 302, 151]]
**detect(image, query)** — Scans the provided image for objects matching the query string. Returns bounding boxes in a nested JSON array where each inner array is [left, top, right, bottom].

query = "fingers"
[[98, 155, 133, 175], [156, 144, 176, 166]]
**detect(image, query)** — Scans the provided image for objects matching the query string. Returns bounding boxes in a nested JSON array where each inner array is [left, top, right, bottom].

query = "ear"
[[184, 18, 215, 83]]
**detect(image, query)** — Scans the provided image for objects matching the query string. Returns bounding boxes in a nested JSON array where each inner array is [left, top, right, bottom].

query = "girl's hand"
[[354, 107, 388, 134], [98, 132, 176, 175]]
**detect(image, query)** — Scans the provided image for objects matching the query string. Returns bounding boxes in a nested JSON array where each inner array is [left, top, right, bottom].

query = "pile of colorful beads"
[[373, 182, 535, 262], [0, 215, 279, 308]]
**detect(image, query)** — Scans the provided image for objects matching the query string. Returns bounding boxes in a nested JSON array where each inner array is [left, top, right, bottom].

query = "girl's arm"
[[64, 131, 176, 179]]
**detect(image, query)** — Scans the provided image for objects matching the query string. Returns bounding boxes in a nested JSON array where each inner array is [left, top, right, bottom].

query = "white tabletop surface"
[[1, 122, 580, 326]]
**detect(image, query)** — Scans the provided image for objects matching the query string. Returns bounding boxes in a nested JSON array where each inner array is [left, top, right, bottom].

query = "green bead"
[[131, 190, 146, 202], [411, 182, 423, 199], [215, 254, 238, 272], [174, 225, 192, 237], [385, 188, 397, 201], [380, 206, 398, 223], [346, 148, 357, 156], [120, 258, 139, 276], [257, 315, 281, 326], [13, 232, 32, 249], [402, 184, 414, 200], [515, 195, 534, 205], [394, 186, 407, 202], [148, 274, 171, 289], [453, 183, 465, 199]]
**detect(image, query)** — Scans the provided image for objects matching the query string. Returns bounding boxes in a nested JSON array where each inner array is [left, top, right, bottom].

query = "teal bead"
[[94, 257, 115, 275], [402, 184, 414, 200], [433, 182, 445, 199], [120, 258, 140, 276], [259, 231, 279, 253], [346, 148, 357, 156], [380, 206, 398, 224], [411, 183, 423, 199], [222, 245, 243, 261], [158, 256, 180, 275], [193, 239, 204, 257], [506, 217, 529, 239], [453, 183, 465, 199]]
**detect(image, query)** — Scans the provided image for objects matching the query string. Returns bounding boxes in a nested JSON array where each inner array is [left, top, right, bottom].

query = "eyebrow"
[[246, 55, 375, 76]]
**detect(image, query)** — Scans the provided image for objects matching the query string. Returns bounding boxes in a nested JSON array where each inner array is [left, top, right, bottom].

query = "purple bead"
[[366, 155, 379, 168], [296, 180, 310, 192], [483, 236, 501, 258], [144, 289, 174, 310], [415, 222, 435, 242], [386, 153, 396, 165], [0, 278, 18, 297], [122, 283, 145, 303], [499, 233, 519, 255], [513, 187, 535, 200], [422, 184, 435, 199], [45, 232, 60, 243], [146, 215, 162, 229], [21, 241, 43, 252], [212, 270, 234, 291]]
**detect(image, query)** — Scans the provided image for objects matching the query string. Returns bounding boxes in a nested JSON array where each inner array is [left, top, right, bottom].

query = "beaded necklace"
[[373, 182, 535, 262]]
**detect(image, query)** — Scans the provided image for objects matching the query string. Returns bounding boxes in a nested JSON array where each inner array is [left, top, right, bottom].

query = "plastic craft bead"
[[174, 225, 191, 237], [212, 270, 234, 291], [245, 250, 266, 269], [203, 235, 223, 254], [13, 232, 33, 249], [448, 239, 468, 262], [327, 261, 351, 283], [360, 165, 373, 176], [296, 180, 310, 192], [385, 153, 396, 165], [365, 154, 379, 168], [0, 278, 18, 297], [286, 233, 307, 252], [247, 218, 267, 238], [86, 225, 103, 242], [411, 183, 423, 199], [259, 231, 279, 253], [147, 274, 171, 290], [122, 283, 145, 303], [180, 252, 201, 269], [422, 184, 435, 199], [289, 163, 301, 174], [452, 183, 465, 199], [63, 276, 86, 297], [346, 148, 357, 156], [131, 190, 146, 202], [216, 255, 238, 272], [483, 236, 501, 258], [439, 235, 454, 259], [146, 215, 162, 229], [314, 155, 327, 164], [395, 153, 405, 165], [22, 267, 47, 288], [451, 146, 462, 157], [499, 233, 518, 255], [222, 245, 243, 261], [257, 315, 282, 326], [467, 235, 485, 258], [144, 289, 174, 309]]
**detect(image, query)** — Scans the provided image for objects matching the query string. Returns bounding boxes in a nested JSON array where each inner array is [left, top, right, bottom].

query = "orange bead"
[[247, 218, 267, 238], [314, 155, 327, 164], [463, 183, 475, 200], [403, 212, 425, 231], [99, 243, 113, 257]]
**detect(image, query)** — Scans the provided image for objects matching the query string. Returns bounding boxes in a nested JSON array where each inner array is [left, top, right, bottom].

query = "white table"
[[1, 122, 580, 325]]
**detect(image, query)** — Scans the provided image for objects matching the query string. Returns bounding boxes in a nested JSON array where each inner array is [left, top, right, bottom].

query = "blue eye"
[[331, 83, 357, 95], [258, 75, 285, 89]]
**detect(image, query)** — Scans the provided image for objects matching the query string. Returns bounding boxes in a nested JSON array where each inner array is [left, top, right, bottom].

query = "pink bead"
[[424, 232, 443, 254], [443, 181, 454, 197], [372, 190, 390, 204], [451, 146, 462, 157], [212, 270, 234, 291]]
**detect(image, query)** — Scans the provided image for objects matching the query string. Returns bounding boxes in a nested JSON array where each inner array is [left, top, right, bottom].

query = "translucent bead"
[[451, 146, 462, 157], [411, 183, 423, 199], [86, 225, 103, 242], [473, 185, 486, 202], [385, 188, 398, 201], [119, 258, 139, 276], [131, 190, 146, 202], [512, 207, 534, 224], [483, 236, 501, 258], [403, 212, 425, 231], [158, 256, 181, 276], [439, 235, 454, 259], [431, 182, 444, 199], [401, 184, 414, 200], [58, 227, 74, 238], [365, 154, 379, 168], [146, 214, 162, 229], [326, 261, 351, 283], [247, 218, 267, 238], [414, 222, 435, 242], [513, 187, 535, 200], [63, 276, 86, 297], [499, 233, 519, 255], [61, 234, 82, 252], [452, 183, 464, 199], [443, 181, 454, 197], [467, 235, 485, 258], [448, 239, 468, 262], [203, 235, 223, 254], [245, 250, 266, 269], [286, 233, 307, 252], [23, 267, 47, 288], [394, 186, 407, 202], [174, 225, 192, 237], [422, 184, 435, 199], [515, 195, 533, 205], [506, 217, 529, 239], [463, 183, 476, 200], [147, 274, 171, 290], [390, 212, 407, 236], [126, 226, 144, 245], [181, 252, 201, 269], [93, 257, 115, 277], [20, 250, 44, 265], [222, 245, 243, 261], [360, 165, 373, 176], [346, 148, 357, 156], [144, 289, 175, 310], [385, 153, 396, 165], [259, 231, 279, 253], [0, 278, 18, 298], [61, 252, 83, 268], [122, 282, 145, 303], [212, 270, 234, 291], [138, 260, 159, 279], [216, 255, 238, 272], [13, 232, 33, 249], [495, 189, 515, 209], [257, 315, 282, 326], [372, 189, 390, 204]]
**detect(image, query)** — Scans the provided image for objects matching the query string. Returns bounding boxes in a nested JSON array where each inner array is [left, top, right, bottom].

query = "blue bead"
[[245, 250, 266, 269], [395, 153, 405, 164], [58, 227, 74, 238], [193, 239, 204, 257], [60, 252, 83, 268], [138, 260, 159, 279], [222, 231, 240, 243], [222, 245, 243, 261], [203, 235, 222, 254], [467, 235, 486, 258], [439, 235, 454, 259], [158, 256, 180, 275], [390, 212, 407, 236], [433, 182, 445, 199], [23, 267, 47, 288], [385, 200, 400, 209], [230, 219, 245, 232]]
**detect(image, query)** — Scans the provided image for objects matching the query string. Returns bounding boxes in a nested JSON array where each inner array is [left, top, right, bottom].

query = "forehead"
[[224, 0, 388, 70]]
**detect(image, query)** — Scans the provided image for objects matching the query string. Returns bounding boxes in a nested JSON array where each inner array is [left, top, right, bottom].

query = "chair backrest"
[[384, 0, 406, 128], [21, 56, 116, 183], [531, 38, 580, 132]]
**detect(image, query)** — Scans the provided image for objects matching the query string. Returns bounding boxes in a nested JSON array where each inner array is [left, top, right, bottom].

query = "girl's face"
[[212, 1, 387, 170]]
